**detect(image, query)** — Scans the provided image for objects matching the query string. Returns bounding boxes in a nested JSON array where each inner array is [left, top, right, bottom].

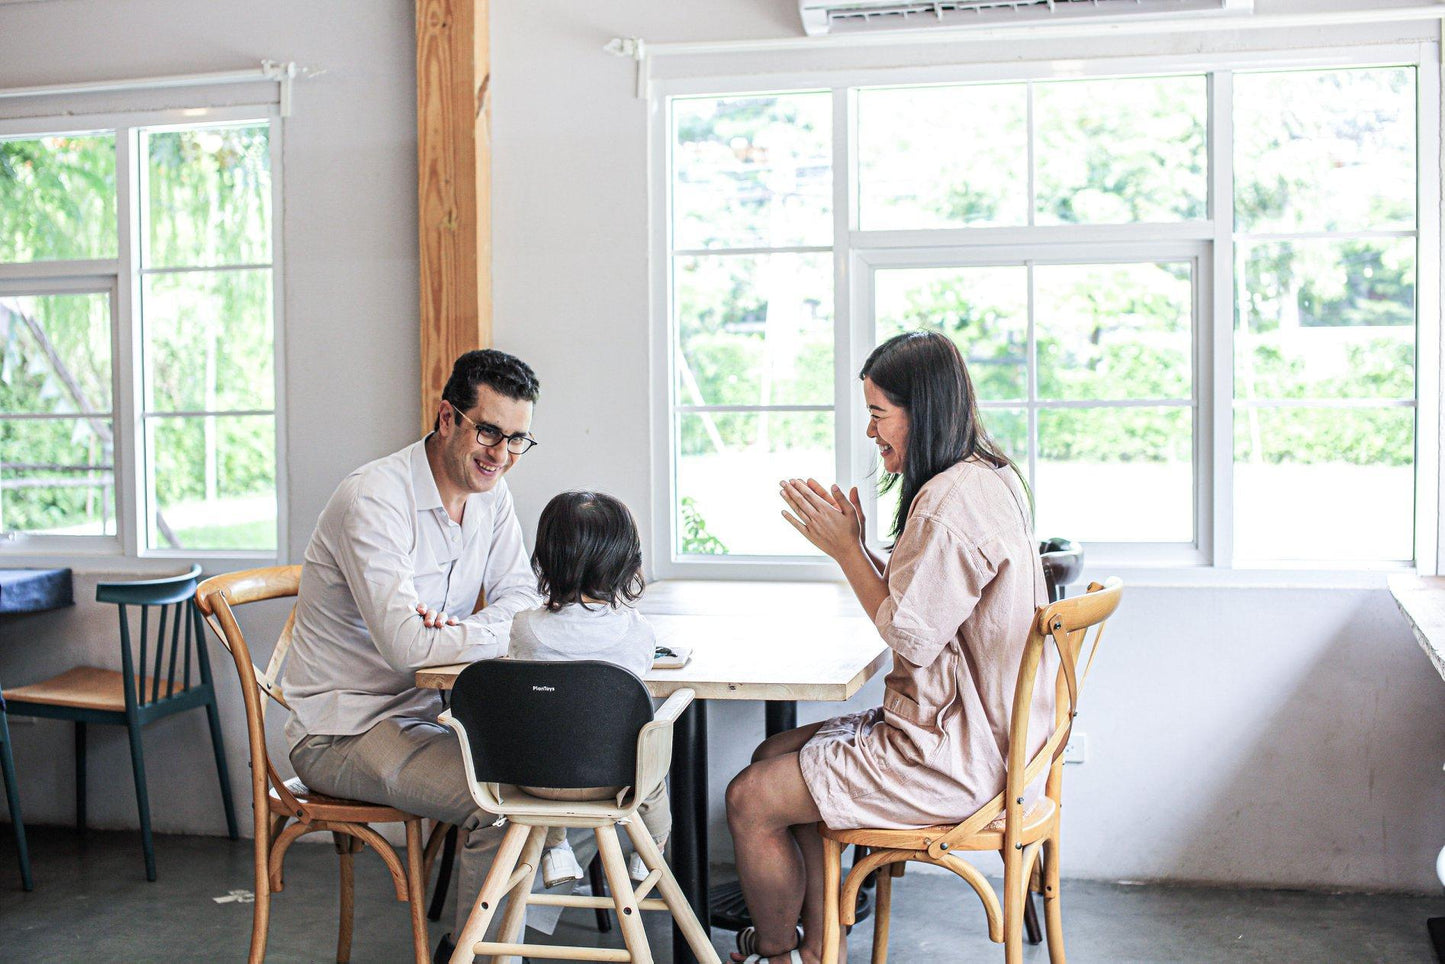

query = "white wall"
[[2, 0, 1444, 893]]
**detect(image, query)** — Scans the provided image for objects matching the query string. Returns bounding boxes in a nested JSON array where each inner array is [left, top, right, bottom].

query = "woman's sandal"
[[734, 925, 806, 964], [735, 925, 804, 958]]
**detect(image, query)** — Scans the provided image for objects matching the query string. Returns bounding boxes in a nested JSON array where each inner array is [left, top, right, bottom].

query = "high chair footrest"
[[528, 892, 668, 911], [466, 939, 631, 961]]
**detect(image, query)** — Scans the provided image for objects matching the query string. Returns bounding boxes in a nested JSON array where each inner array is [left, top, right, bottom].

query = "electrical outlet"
[[1063, 732, 1087, 765]]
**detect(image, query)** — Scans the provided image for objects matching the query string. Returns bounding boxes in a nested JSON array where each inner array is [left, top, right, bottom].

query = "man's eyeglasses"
[[450, 405, 538, 455]]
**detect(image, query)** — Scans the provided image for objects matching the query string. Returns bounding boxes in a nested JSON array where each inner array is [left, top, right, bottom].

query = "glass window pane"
[[873, 407, 1026, 544], [0, 417, 114, 535], [143, 269, 274, 412], [1235, 67, 1415, 234], [1035, 76, 1207, 225], [1037, 407, 1192, 542], [0, 293, 113, 414], [1236, 239, 1414, 400], [874, 266, 1029, 401], [672, 93, 831, 250], [677, 411, 832, 556], [1036, 261, 1193, 401], [0, 133, 117, 262], [1234, 406, 1412, 562], [858, 83, 1028, 230], [147, 415, 276, 551], [675, 254, 832, 406], [146, 124, 272, 268]]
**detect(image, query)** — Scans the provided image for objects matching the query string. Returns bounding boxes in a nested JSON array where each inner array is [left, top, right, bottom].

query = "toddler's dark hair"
[[532, 491, 645, 612]]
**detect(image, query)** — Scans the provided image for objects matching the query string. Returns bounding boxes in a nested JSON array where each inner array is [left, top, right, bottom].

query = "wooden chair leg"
[[123, 717, 157, 881], [1002, 850, 1025, 964], [405, 819, 429, 964], [588, 851, 612, 932], [450, 821, 531, 964], [0, 713, 32, 891], [204, 699, 240, 840], [596, 823, 653, 964], [75, 721, 86, 833], [250, 826, 272, 964], [821, 836, 844, 964], [870, 867, 892, 964], [1042, 837, 1065, 964], [493, 825, 546, 964], [428, 824, 459, 922], [335, 832, 356, 963], [623, 820, 718, 964]]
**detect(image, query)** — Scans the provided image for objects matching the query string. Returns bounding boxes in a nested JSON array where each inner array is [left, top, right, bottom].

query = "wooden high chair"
[[819, 578, 1123, 964], [440, 658, 720, 964]]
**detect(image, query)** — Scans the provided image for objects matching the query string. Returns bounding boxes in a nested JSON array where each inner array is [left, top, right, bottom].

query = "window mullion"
[[1415, 45, 1442, 574], [1025, 261, 1038, 497], [1208, 69, 1235, 568], [113, 126, 143, 557], [835, 86, 866, 535]]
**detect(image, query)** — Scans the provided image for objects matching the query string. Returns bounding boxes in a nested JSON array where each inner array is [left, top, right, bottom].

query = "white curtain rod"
[[0, 61, 312, 115], [615, 5, 1445, 58]]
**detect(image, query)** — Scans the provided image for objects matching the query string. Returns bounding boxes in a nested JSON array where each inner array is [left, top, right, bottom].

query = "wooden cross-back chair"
[[820, 577, 1123, 964], [195, 566, 449, 964], [2, 564, 238, 882]]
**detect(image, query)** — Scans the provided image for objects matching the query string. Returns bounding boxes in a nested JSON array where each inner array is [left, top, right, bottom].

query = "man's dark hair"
[[531, 491, 645, 613], [434, 349, 540, 432], [861, 330, 1018, 540]]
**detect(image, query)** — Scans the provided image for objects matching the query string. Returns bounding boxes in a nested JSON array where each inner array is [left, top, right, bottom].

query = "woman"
[[724, 330, 1050, 964]]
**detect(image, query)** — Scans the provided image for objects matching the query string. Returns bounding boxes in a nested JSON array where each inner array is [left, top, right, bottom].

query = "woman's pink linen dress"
[[798, 458, 1051, 830]]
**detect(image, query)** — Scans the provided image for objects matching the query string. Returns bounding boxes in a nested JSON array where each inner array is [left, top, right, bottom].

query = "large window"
[[0, 111, 280, 556], [657, 51, 1434, 573]]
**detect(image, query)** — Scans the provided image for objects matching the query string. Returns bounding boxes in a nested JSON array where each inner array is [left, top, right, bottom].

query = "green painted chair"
[[1, 565, 238, 880], [1, 692, 31, 890]]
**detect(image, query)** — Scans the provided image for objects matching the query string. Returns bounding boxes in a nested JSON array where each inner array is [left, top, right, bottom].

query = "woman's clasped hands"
[[779, 477, 867, 562]]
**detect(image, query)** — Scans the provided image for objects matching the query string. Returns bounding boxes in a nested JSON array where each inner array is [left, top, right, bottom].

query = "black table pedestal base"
[[709, 879, 873, 935], [1428, 916, 1445, 962]]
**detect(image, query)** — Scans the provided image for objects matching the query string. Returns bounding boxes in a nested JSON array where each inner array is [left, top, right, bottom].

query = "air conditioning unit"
[[799, 0, 1254, 37]]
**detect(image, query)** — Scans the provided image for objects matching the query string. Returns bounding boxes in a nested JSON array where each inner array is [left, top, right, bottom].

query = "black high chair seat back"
[[450, 659, 654, 789]]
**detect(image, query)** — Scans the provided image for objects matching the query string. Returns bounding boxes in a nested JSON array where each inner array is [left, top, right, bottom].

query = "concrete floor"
[[1, 826, 1441, 963]]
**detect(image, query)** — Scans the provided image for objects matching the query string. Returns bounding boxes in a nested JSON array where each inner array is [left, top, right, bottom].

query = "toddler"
[[509, 490, 669, 887]]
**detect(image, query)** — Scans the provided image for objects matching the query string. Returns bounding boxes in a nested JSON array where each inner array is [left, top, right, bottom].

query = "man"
[[282, 349, 541, 959]]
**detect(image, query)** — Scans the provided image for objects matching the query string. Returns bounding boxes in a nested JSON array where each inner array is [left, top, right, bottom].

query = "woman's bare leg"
[[726, 723, 844, 964]]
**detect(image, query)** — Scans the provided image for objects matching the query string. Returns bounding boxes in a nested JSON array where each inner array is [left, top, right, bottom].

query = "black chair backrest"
[[96, 564, 207, 710], [1039, 538, 1085, 603], [450, 659, 655, 789]]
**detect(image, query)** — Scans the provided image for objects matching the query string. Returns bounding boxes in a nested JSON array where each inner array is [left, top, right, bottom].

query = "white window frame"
[[649, 42, 1440, 585], [0, 103, 287, 568]]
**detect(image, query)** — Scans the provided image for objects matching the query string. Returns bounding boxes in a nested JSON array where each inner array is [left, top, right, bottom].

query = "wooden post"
[[416, 0, 491, 430]]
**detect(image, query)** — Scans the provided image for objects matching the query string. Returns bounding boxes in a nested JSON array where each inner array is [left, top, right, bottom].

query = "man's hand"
[[416, 603, 460, 629]]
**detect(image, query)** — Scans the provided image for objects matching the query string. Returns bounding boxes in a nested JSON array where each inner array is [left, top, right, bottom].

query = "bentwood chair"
[[196, 566, 449, 964], [820, 578, 1123, 964], [440, 658, 720, 964], [2, 564, 238, 881]]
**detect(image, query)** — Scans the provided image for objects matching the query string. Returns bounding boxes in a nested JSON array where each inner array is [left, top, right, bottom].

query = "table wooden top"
[[415, 580, 892, 702], [1390, 574, 1445, 681]]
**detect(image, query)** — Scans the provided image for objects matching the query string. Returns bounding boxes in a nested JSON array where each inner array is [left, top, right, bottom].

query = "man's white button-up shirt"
[[282, 437, 539, 747]]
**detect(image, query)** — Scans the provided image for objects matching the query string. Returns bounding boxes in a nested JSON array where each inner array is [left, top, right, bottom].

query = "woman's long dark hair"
[[861, 330, 1018, 540]]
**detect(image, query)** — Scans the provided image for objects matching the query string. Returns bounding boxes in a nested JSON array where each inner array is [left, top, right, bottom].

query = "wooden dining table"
[[1389, 574, 1445, 957], [415, 580, 890, 964]]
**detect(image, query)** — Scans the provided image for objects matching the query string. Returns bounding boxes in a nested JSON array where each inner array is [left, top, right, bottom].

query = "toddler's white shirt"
[[508, 603, 655, 679]]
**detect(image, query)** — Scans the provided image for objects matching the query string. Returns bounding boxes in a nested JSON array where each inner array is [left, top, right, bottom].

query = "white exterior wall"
[[0, 0, 1442, 892]]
